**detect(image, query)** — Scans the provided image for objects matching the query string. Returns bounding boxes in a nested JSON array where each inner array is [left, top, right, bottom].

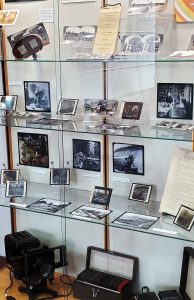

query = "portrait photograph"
[[50, 168, 70, 186], [84, 99, 118, 117], [27, 198, 70, 213], [6, 181, 27, 198], [90, 186, 113, 206], [18, 132, 49, 168], [113, 212, 158, 230], [71, 205, 111, 220], [24, 81, 51, 112], [174, 205, 194, 231], [129, 183, 152, 203], [113, 143, 144, 175], [57, 98, 78, 115], [73, 139, 101, 172], [0, 95, 17, 111], [120, 101, 143, 120], [157, 83, 193, 119], [1, 169, 19, 185]]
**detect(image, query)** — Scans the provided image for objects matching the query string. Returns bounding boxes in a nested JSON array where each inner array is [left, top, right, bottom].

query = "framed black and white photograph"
[[70, 205, 112, 220], [0, 95, 17, 111], [57, 98, 78, 115], [50, 168, 70, 186], [113, 143, 144, 175], [24, 81, 51, 112], [157, 83, 193, 119], [119, 102, 143, 120], [90, 186, 113, 206], [179, 247, 194, 300], [1, 169, 19, 185], [129, 183, 152, 203], [6, 181, 27, 198], [27, 198, 70, 214], [18, 132, 49, 168], [112, 212, 159, 230], [73, 139, 101, 172], [174, 205, 194, 231], [84, 99, 118, 117]]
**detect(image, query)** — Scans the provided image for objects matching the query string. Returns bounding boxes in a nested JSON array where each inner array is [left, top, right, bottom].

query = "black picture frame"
[[157, 83, 193, 120], [89, 186, 113, 206], [73, 139, 101, 172], [120, 101, 143, 120], [174, 205, 194, 231], [6, 180, 27, 198], [0, 95, 18, 111], [113, 143, 144, 175], [50, 168, 70, 186], [129, 183, 152, 203], [57, 98, 79, 115], [0, 169, 19, 185], [18, 132, 49, 168], [24, 81, 51, 113], [179, 247, 194, 300]]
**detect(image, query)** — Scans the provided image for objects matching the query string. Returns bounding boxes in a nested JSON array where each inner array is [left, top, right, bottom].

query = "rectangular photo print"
[[27, 198, 70, 214], [128, 0, 167, 15], [63, 25, 96, 44], [50, 168, 70, 186], [18, 132, 49, 168], [157, 83, 193, 119], [84, 99, 118, 117], [71, 205, 111, 220], [90, 186, 113, 206], [1, 169, 19, 185], [113, 212, 158, 230], [24, 81, 51, 112], [6, 181, 27, 198], [57, 98, 78, 115], [120, 101, 143, 120], [113, 143, 144, 175], [0, 95, 17, 111], [174, 205, 194, 231], [129, 183, 152, 203], [73, 139, 101, 172]]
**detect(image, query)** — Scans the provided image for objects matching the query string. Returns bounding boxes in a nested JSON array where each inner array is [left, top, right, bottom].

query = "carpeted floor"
[[0, 256, 7, 270]]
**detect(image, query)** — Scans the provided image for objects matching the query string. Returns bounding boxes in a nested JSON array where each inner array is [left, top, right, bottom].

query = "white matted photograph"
[[50, 168, 70, 186], [90, 186, 112, 206], [113, 212, 158, 230], [129, 183, 152, 203], [174, 205, 194, 231], [57, 98, 78, 115], [71, 205, 112, 220], [27, 198, 70, 213], [0, 95, 18, 111], [6, 181, 27, 198], [1, 169, 19, 185]]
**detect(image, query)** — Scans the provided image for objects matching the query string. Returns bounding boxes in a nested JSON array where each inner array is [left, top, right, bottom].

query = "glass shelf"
[[0, 115, 193, 142], [0, 183, 194, 243]]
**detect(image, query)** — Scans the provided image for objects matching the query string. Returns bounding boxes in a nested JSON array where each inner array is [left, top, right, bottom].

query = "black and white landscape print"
[[71, 205, 111, 220], [57, 99, 78, 115], [84, 99, 118, 117], [90, 186, 112, 206], [73, 139, 101, 172], [28, 198, 70, 213], [6, 181, 26, 198], [113, 143, 144, 175], [113, 212, 158, 230]]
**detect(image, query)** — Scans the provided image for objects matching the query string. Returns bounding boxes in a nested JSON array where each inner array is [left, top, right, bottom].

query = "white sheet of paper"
[[39, 9, 54, 23]]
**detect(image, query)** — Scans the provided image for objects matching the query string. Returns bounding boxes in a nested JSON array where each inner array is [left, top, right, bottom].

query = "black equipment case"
[[73, 246, 138, 300]]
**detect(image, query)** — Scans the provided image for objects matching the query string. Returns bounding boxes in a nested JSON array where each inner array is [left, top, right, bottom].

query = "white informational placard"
[[39, 9, 54, 23], [62, 0, 95, 3]]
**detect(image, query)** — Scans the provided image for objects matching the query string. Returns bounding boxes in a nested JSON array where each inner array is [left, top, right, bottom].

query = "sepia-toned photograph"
[[174, 205, 194, 231], [113, 143, 144, 175], [6, 180, 27, 198], [1, 169, 19, 185], [129, 183, 152, 203], [0, 10, 19, 26], [27, 198, 70, 213], [24, 81, 51, 112], [120, 101, 143, 120], [18, 132, 49, 168], [63, 25, 96, 44], [50, 168, 70, 186], [0, 95, 18, 111], [57, 98, 78, 115], [113, 212, 158, 230], [157, 83, 193, 119], [84, 99, 118, 117], [71, 205, 111, 220], [73, 139, 101, 172], [90, 186, 112, 206]]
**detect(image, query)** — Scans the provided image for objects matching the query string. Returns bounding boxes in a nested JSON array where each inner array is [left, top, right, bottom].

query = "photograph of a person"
[[113, 212, 158, 230], [129, 183, 152, 203], [6, 181, 27, 198], [120, 101, 143, 120], [113, 143, 144, 175], [157, 83, 193, 119], [18, 132, 49, 168], [1, 169, 19, 185], [71, 205, 111, 220], [174, 205, 194, 231], [24, 81, 51, 112], [73, 139, 101, 172], [84, 99, 118, 117], [50, 168, 70, 186], [90, 186, 113, 206], [0, 95, 18, 111], [27, 198, 70, 214], [57, 98, 78, 115]]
